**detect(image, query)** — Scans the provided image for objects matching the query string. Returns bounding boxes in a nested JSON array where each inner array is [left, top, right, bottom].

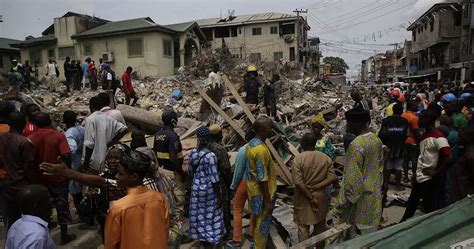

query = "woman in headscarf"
[[188, 126, 225, 248], [311, 113, 335, 160]]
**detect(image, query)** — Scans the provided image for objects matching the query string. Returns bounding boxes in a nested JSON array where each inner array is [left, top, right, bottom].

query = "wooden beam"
[[198, 90, 246, 139], [270, 225, 287, 249], [287, 142, 301, 157], [290, 223, 351, 249], [222, 75, 293, 186], [222, 75, 255, 123], [179, 121, 204, 141]]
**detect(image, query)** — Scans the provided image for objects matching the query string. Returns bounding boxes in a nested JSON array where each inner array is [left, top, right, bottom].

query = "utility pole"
[[293, 9, 308, 68], [390, 43, 399, 82]]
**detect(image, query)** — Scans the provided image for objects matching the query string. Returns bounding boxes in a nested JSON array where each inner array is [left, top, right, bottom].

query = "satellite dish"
[[228, 9, 235, 17]]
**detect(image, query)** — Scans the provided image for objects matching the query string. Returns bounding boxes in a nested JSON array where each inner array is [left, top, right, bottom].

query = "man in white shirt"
[[45, 59, 58, 92], [199, 63, 223, 119], [83, 96, 127, 173], [97, 92, 126, 124]]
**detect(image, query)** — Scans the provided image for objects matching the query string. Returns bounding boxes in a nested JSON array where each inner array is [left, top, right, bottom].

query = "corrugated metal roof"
[[0, 37, 21, 51], [10, 34, 57, 48], [72, 17, 172, 39], [328, 196, 474, 249], [163, 21, 196, 32], [196, 12, 298, 27]]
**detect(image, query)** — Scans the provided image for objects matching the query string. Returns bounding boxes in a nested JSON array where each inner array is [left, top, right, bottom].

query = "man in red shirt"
[[122, 66, 139, 106], [21, 103, 40, 137], [28, 112, 76, 245]]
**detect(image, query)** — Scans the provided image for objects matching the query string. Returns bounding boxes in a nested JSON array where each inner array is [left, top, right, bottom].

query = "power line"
[[318, 1, 416, 33], [323, 0, 400, 27]]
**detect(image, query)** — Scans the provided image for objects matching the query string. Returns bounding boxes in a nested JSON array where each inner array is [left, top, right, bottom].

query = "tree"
[[322, 56, 349, 74]]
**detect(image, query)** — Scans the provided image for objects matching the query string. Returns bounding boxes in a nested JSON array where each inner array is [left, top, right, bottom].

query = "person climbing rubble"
[[244, 65, 261, 106]]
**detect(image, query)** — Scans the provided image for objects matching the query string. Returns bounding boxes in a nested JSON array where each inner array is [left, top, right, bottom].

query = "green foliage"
[[322, 56, 349, 74]]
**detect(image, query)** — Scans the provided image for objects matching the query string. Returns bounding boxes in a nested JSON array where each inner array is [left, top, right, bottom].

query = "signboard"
[[410, 65, 417, 73]]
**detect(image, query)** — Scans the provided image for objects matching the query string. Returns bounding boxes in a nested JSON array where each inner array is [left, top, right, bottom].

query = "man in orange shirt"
[[105, 149, 168, 249], [40, 146, 168, 248], [402, 100, 422, 183]]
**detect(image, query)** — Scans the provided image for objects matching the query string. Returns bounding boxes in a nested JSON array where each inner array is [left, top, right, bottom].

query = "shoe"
[[226, 241, 241, 248]]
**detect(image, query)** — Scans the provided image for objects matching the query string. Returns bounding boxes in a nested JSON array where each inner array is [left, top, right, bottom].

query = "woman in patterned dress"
[[188, 126, 225, 248]]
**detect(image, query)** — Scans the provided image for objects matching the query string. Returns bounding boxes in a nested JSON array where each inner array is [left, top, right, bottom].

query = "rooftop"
[[42, 11, 110, 35], [407, 1, 462, 31], [72, 17, 177, 39], [0, 37, 21, 51], [10, 34, 57, 48], [196, 12, 302, 28]]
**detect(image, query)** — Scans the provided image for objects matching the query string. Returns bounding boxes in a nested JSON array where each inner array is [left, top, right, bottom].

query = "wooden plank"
[[222, 75, 256, 123], [222, 74, 293, 186], [198, 90, 246, 139], [287, 142, 301, 157], [179, 121, 204, 141], [270, 225, 287, 249], [266, 141, 293, 186], [290, 223, 351, 249]]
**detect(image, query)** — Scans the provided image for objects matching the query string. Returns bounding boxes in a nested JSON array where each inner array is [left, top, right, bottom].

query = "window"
[[215, 27, 230, 38], [29, 50, 42, 65], [58, 46, 75, 59], [128, 38, 143, 57], [454, 12, 462, 26], [48, 49, 55, 59], [281, 23, 296, 35], [0, 56, 3, 69], [231, 27, 238, 37], [270, 26, 278, 34], [163, 39, 172, 57], [289, 47, 295, 61], [413, 31, 416, 42], [83, 44, 93, 55], [249, 53, 261, 62], [239, 28, 242, 34], [430, 20, 434, 32], [252, 27, 262, 36], [203, 29, 213, 41], [424, 22, 427, 30], [273, 51, 283, 61]]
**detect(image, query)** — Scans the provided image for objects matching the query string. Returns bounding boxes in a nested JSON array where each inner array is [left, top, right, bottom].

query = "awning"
[[404, 72, 436, 79], [449, 60, 474, 69]]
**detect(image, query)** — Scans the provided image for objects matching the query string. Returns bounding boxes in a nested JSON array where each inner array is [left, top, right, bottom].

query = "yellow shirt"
[[245, 138, 277, 215], [105, 186, 169, 249]]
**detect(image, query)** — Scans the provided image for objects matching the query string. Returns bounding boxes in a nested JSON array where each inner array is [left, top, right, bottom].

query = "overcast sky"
[[0, 0, 448, 76]]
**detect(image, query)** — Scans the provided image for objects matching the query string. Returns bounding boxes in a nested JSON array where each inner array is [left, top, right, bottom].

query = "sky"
[[0, 0, 450, 76]]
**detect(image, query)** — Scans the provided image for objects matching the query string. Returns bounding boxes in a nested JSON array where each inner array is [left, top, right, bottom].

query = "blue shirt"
[[82, 63, 89, 77], [6, 215, 56, 249], [230, 144, 247, 190], [65, 126, 85, 194]]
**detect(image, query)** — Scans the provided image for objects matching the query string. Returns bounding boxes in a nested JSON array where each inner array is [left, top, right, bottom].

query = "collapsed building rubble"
[[0, 48, 393, 248]]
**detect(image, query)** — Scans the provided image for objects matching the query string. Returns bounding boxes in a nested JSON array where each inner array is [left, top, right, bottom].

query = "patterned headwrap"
[[311, 113, 326, 127], [196, 126, 211, 148], [120, 149, 152, 173]]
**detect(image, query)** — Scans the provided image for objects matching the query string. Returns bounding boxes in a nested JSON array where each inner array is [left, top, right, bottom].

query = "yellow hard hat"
[[247, 65, 257, 72]]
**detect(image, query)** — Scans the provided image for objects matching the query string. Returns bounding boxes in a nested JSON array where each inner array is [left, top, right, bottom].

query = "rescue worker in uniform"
[[244, 65, 261, 105]]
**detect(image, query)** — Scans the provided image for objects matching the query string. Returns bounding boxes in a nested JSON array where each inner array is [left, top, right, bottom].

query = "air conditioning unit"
[[101, 52, 114, 63]]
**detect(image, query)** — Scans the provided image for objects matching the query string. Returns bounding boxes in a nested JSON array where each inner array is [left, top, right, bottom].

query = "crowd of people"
[[0, 60, 474, 249], [5, 57, 140, 107]]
